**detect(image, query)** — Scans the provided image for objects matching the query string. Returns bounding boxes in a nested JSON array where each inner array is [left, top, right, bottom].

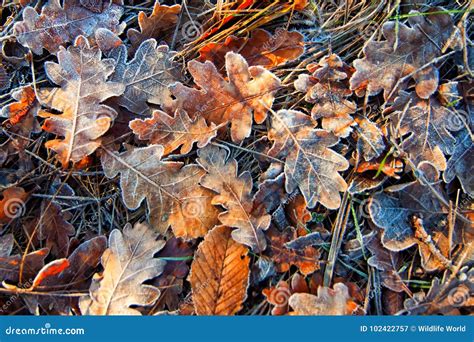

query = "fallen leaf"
[[1, 86, 38, 126], [350, 7, 462, 100], [268, 109, 349, 209], [189, 225, 250, 315], [79, 223, 165, 315], [354, 117, 386, 161], [198, 28, 304, 69], [295, 54, 356, 137], [127, 2, 181, 49], [168, 52, 281, 142], [444, 130, 473, 196], [130, 110, 221, 156], [197, 145, 271, 252], [38, 36, 125, 167], [101, 145, 217, 235], [14, 0, 126, 54]]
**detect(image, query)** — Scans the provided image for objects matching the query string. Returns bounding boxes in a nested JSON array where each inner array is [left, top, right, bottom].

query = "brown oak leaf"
[[198, 29, 304, 70], [168, 52, 281, 142], [350, 8, 462, 100], [268, 109, 349, 209], [79, 223, 165, 315], [295, 54, 356, 137], [1, 86, 38, 126], [127, 2, 181, 49], [14, 0, 125, 54], [38, 36, 125, 167], [101, 145, 218, 236], [197, 145, 271, 252], [444, 130, 473, 196], [354, 116, 386, 161], [130, 110, 221, 156], [189, 225, 250, 315]]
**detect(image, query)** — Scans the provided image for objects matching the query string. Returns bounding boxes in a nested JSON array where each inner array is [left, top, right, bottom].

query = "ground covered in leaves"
[[0, 0, 472, 316]]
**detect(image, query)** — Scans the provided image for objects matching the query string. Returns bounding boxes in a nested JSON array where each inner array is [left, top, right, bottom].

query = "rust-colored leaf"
[[79, 223, 165, 315], [127, 2, 181, 49], [168, 52, 281, 142], [1, 86, 37, 126], [197, 145, 271, 252], [101, 145, 217, 235], [38, 36, 125, 167], [14, 0, 125, 54], [295, 54, 356, 137], [130, 110, 221, 156], [198, 29, 304, 70], [350, 8, 462, 100], [189, 225, 250, 315], [268, 109, 349, 209]]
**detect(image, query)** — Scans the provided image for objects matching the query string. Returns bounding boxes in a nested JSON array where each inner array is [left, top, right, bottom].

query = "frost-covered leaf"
[[168, 52, 281, 142], [444, 130, 473, 196], [107, 39, 180, 115], [268, 109, 349, 209], [354, 117, 386, 161], [127, 2, 181, 49], [295, 54, 356, 137], [14, 0, 125, 54], [79, 223, 165, 315], [350, 8, 462, 100], [101, 145, 217, 235], [38, 36, 125, 167], [197, 145, 271, 252], [189, 225, 250, 315], [130, 110, 220, 156], [199, 28, 304, 69]]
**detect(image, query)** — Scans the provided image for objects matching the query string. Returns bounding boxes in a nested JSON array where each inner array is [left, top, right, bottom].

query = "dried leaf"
[[350, 8, 462, 100], [38, 36, 125, 167], [0, 245, 48, 286], [444, 130, 473, 196], [189, 225, 250, 315], [127, 2, 181, 49], [197, 145, 271, 252], [0, 187, 28, 224], [369, 180, 445, 251], [79, 223, 165, 315], [268, 109, 349, 209], [354, 117, 386, 161], [14, 0, 125, 54], [198, 29, 304, 69], [386, 91, 458, 171], [1, 86, 38, 126], [168, 52, 281, 142], [106, 39, 180, 115], [289, 283, 359, 315], [130, 110, 220, 156], [295, 54, 356, 137], [101, 145, 217, 235]]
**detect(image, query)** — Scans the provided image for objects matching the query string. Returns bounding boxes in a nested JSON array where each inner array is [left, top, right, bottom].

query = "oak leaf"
[[101, 145, 218, 235], [14, 0, 125, 54], [127, 2, 181, 49], [1, 86, 38, 126], [38, 36, 125, 167], [168, 52, 281, 142], [443, 130, 473, 196], [198, 29, 304, 70], [197, 145, 271, 252], [354, 117, 386, 161], [369, 180, 445, 251], [189, 225, 250, 315], [268, 109, 349, 209], [130, 110, 220, 156], [289, 283, 359, 315], [295, 54, 356, 137], [386, 91, 458, 171], [106, 39, 180, 115], [350, 8, 462, 100], [79, 223, 165, 315]]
